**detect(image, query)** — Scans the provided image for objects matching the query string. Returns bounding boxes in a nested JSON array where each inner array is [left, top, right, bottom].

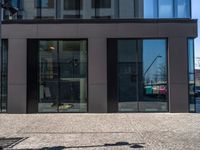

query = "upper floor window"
[[158, 0, 173, 18], [144, 0, 158, 18], [10, 0, 23, 10], [92, 0, 111, 8], [144, 0, 191, 18], [36, 0, 54, 8], [175, 0, 190, 18], [64, 0, 83, 10]]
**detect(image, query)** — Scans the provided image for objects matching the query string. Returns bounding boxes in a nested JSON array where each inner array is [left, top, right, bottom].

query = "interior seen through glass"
[[38, 40, 87, 112]]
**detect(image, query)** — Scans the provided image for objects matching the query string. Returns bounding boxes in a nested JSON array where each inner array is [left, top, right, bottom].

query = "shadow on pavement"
[[8, 141, 145, 149], [66, 142, 145, 149]]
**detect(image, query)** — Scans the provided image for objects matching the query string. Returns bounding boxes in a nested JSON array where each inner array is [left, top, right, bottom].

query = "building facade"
[[0, 0, 198, 113]]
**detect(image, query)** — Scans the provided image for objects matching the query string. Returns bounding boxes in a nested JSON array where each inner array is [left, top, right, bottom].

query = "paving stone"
[[0, 114, 199, 150]]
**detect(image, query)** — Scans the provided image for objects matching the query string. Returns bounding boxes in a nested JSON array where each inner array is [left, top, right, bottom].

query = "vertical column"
[[168, 37, 189, 112], [7, 39, 27, 113], [88, 38, 107, 113]]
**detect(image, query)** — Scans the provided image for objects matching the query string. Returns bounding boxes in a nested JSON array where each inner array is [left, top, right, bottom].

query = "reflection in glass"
[[118, 40, 138, 112], [119, 0, 135, 19], [141, 40, 168, 112], [92, 0, 113, 19], [188, 39, 195, 112], [175, 0, 190, 18], [144, 0, 158, 18], [117, 39, 168, 112], [0, 40, 8, 113], [38, 40, 87, 112], [39, 0, 56, 19], [62, 0, 82, 19], [158, 0, 173, 18], [3, 0, 192, 20]]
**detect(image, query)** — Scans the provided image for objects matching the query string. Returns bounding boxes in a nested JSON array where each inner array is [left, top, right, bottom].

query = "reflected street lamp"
[[144, 55, 162, 76]]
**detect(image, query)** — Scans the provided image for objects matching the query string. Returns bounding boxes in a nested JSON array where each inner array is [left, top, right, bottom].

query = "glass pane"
[[144, 0, 158, 18], [188, 39, 194, 74], [43, 0, 54, 8], [40, 0, 56, 19], [140, 40, 168, 112], [119, 0, 135, 19], [175, 0, 190, 18], [118, 40, 138, 112], [62, 0, 82, 19], [38, 41, 59, 112], [92, 0, 111, 8], [0, 40, 8, 113], [92, 0, 113, 19], [158, 0, 173, 18], [38, 40, 87, 113], [21, 0, 37, 19], [59, 41, 87, 112], [188, 39, 195, 112]]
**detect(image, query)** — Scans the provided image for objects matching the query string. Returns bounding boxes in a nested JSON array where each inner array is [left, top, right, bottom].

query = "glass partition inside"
[[0, 40, 8, 113], [3, 0, 191, 20], [38, 40, 87, 112]]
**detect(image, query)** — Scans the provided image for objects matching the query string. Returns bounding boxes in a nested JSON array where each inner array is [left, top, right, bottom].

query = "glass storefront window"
[[117, 39, 168, 112], [38, 40, 87, 112], [141, 40, 167, 112], [0, 40, 8, 113], [188, 39, 195, 112], [118, 40, 138, 112]]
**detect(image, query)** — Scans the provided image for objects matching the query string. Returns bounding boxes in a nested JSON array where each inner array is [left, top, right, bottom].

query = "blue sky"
[[192, 0, 200, 68]]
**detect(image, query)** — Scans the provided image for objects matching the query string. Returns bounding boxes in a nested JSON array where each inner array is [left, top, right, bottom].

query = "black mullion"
[[107, 39, 118, 113], [77, 0, 81, 18], [0, 40, 2, 112], [39, 0, 42, 18], [157, 0, 159, 18], [136, 40, 140, 112], [95, 0, 97, 18], [173, 0, 176, 18], [117, 0, 120, 18], [133, 0, 136, 18], [55, 0, 58, 18], [57, 41, 60, 112]]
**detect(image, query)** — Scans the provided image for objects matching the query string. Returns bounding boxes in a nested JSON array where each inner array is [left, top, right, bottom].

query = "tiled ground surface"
[[0, 113, 200, 150]]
